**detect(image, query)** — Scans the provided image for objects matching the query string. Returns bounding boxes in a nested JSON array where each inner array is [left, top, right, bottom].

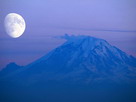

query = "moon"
[[4, 13, 26, 38]]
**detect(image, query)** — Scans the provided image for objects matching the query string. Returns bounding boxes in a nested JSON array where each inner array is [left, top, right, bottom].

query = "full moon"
[[4, 13, 26, 38]]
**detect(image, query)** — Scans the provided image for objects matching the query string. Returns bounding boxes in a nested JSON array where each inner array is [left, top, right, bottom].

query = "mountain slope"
[[1, 34, 136, 102], [6, 34, 135, 85]]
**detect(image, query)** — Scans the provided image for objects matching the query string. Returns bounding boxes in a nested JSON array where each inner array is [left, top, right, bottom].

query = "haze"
[[0, 0, 136, 69]]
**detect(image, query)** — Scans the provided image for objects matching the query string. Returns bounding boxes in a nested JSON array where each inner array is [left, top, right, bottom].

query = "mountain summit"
[[1, 34, 136, 102], [7, 34, 135, 84]]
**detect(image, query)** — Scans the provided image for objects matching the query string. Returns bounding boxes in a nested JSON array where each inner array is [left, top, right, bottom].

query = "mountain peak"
[[61, 34, 104, 41], [0, 62, 21, 77], [29, 34, 136, 77], [61, 34, 109, 47], [1, 34, 136, 102], [60, 34, 116, 57], [2, 34, 136, 84]]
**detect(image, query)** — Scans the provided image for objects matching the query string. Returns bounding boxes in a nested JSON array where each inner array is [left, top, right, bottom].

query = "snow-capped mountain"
[[1, 34, 136, 102], [2, 34, 135, 84]]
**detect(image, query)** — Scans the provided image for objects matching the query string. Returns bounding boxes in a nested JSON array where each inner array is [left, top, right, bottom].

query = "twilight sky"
[[0, 0, 136, 69]]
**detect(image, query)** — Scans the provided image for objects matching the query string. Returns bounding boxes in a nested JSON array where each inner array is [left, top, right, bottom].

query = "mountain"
[[0, 34, 136, 102], [9, 34, 136, 84], [0, 62, 22, 78]]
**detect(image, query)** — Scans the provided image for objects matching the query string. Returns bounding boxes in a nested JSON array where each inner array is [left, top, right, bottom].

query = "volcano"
[[0, 34, 136, 102]]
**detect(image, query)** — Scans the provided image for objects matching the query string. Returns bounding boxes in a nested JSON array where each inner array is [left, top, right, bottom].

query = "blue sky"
[[0, 0, 136, 69]]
